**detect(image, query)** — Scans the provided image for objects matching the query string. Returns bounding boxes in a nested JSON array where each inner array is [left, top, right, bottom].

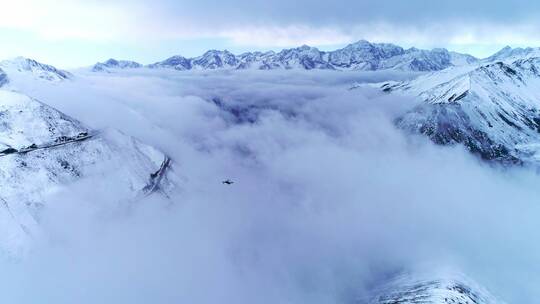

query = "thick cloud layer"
[[2, 70, 540, 303]]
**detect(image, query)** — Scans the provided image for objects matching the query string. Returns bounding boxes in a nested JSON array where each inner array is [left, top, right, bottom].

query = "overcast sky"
[[3, 0, 540, 67]]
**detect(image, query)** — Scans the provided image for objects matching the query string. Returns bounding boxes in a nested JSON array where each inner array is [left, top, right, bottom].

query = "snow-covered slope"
[[484, 46, 540, 64], [94, 40, 477, 72], [0, 89, 173, 257], [147, 55, 192, 70], [0, 91, 85, 150], [326, 41, 477, 71], [191, 50, 240, 69], [382, 57, 540, 164], [92, 58, 143, 72], [370, 271, 505, 304], [255, 45, 335, 70], [0, 57, 71, 82]]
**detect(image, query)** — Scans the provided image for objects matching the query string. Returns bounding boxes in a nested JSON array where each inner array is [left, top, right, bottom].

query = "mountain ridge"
[[92, 40, 480, 72], [0, 57, 72, 82]]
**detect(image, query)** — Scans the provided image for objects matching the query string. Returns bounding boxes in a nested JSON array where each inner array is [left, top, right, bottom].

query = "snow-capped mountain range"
[[88, 41, 540, 166], [93, 40, 478, 72]]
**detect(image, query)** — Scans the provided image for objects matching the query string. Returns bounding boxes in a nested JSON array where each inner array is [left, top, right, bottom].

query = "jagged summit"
[[191, 49, 239, 69], [487, 46, 513, 60], [148, 55, 192, 70], [92, 58, 143, 72]]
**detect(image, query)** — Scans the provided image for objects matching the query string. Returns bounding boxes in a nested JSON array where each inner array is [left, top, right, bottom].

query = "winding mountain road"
[[142, 156, 172, 196], [0, 131, 172, 197], [0, 131, 97, 158]]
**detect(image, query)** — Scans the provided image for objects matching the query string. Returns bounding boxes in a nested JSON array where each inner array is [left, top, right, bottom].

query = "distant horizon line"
[[3, 39, 539, 70], [81, 40, 540, 68]]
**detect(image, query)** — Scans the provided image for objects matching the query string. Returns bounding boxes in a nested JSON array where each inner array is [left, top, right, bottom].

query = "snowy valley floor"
[[2, 69, 540, 303]]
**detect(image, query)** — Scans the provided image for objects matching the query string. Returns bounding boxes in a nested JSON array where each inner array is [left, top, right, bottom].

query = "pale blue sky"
[[1, 0, 539, 68]]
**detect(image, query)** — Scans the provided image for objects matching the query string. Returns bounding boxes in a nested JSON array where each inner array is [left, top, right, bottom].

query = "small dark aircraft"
[[222, 179, 234, 185]]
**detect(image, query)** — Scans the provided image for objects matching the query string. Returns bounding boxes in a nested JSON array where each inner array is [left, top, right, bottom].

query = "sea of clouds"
[[1, 69, 540, 303]]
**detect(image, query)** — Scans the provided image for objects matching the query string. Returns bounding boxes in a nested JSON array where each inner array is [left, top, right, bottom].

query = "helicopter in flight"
[[222, 179, 234, 185]]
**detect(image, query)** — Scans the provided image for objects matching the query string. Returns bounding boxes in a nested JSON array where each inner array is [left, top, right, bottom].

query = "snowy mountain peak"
[[346, 40, 403, 52], [148, 55, 192, 70], [297, 44, 314, 50], [92, 58, 143, 72], [202, 49, 233, 56], [0, 90, 86, 151], [346, 39, 371, 46], [382, 56, 540, 164], [370, 271, 505, 304], [0, 57, 71, 82], [495, 45, 513, 54], [192, 49, 239, 69], [487, 46, 518, 61], [485, 46, 540, 63]]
